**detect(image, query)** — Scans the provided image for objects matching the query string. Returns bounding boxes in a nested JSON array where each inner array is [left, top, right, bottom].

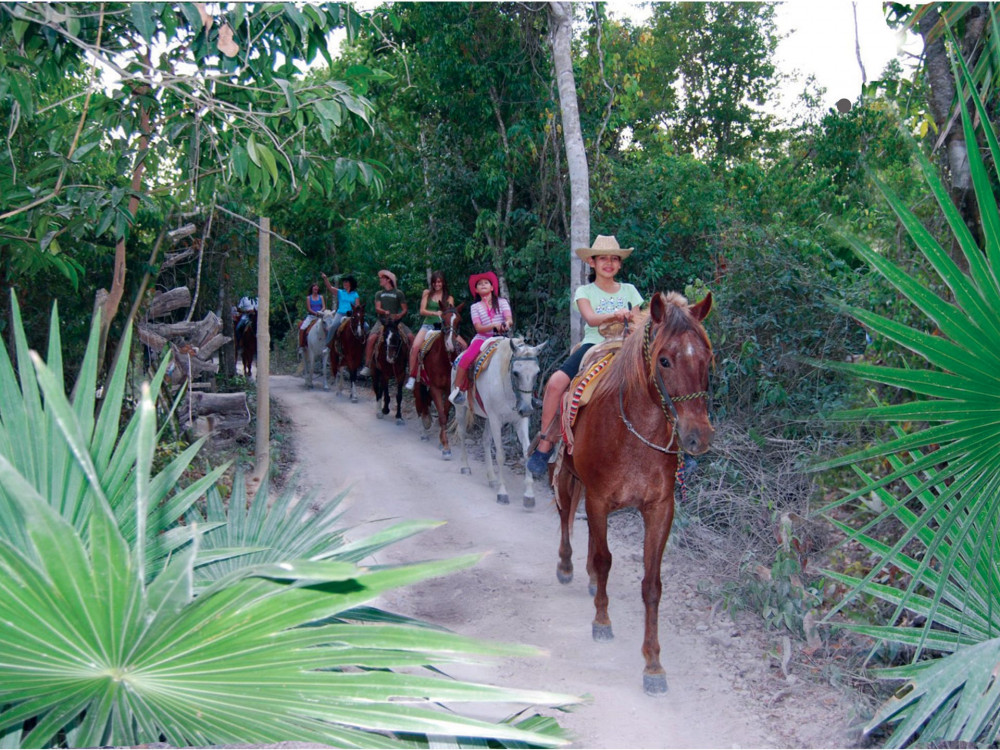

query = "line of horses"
[[271, 292, 715, 697]]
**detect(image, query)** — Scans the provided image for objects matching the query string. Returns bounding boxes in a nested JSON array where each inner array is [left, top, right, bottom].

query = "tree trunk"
[[548, 1, 590, 347], [918, 5, 987, 271]]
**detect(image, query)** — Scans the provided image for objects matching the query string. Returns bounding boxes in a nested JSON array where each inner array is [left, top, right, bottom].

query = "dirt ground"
[[268, 373, 868, 749]]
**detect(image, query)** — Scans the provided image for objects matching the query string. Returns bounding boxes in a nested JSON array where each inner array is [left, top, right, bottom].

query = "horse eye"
[[658, 356, 671, 368]]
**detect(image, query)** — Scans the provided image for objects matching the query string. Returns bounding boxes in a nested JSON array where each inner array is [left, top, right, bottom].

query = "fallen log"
[[182, 390, 250, 432]]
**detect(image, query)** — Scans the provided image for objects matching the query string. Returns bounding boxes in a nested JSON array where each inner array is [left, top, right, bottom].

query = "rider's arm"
[[418, 289, 434, 317], [577, 298, 629, 327], [374, 294, 387, 317], [321, 273, 339, 309], [394, 297, 408, 322]]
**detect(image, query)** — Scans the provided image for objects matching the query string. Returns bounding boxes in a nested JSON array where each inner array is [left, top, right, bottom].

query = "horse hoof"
[[592, 623, 614, 642], [396, 418, 405, 426], [556, 567, 573, 585], [460, 467, 472, 475], [643, 673, 668, 696], [350, 396, 358, 403], [588, 583, 597, 597], [496, 494, 510, 505], [523, 495, 535, 509], [376, 412, 385, 420], [441, 450, 452, 460], [420, 434, 430, 442]]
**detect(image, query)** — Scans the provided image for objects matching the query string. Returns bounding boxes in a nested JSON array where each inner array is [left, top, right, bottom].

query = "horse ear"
[[649, 292, 667, 324], [690, 291, 713, 322], [510, 338, 520, 354], [536, 339, 549, 354], [457, 302, 466, 314]]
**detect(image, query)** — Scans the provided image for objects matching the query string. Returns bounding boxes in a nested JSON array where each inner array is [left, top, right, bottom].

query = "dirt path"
[[269, 374, 861, 749]]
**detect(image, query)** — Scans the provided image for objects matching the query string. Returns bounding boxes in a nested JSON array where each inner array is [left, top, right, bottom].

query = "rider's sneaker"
[[449, 388, 466, 405], [359, 366, 370, 377], [404, 376, 416, 390], [527, 447, 553, 476]]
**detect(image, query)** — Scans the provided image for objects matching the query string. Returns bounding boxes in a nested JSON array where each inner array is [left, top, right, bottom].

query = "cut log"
[[168, 223, 197, 241], [183, 390, 250, 432], [136, 325, 168, 351], [161, 246, 197, 268], [196, 333, 230, 360], [148, 287, 192, 318], [145, 311, 221, 349]]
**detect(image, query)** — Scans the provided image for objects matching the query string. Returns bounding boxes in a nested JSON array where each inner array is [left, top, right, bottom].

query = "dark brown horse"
[[553, 291, 714, 695], [329, 301, 366, 403], [413, 305, 465, 458], [372, 317, 409, 425], [234, 309, 257, 378]]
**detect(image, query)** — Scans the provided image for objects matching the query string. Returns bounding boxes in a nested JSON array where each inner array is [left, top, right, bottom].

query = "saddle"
[[559, 334, 630, 456], [465, 338, 504, 409], [415, 330, 442, 384]]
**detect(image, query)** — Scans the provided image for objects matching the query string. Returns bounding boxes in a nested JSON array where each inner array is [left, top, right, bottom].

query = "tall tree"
[[548, 1, 589, 346]]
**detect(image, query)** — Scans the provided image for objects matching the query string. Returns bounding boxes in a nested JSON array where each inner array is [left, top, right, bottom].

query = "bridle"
[[440, 308, 461, 355], [618, 318, 709, 455], [509, 349, 540, 399]]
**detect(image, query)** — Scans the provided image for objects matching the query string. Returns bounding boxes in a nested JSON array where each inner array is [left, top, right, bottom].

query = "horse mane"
[[592, 292, 711, 403]]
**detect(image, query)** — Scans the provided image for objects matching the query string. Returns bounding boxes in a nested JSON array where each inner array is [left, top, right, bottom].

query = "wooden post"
[[253, 216, 271, 488]]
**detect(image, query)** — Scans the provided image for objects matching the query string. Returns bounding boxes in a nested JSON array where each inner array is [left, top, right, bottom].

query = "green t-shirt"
[[574, 282, 644, 345], [375, 288, 406, 320]]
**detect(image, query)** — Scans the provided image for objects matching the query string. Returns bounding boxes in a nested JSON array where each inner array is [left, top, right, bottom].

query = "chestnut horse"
[[372, 317, 409, 424], [553, 291, 714, 695], [234, 309, 256, 377], [413, 305, 465, 458], [329, 301, 366, 403]]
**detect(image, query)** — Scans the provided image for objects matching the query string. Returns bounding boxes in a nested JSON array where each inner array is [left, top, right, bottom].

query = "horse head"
[[507, 337, 546, 417], [440, 303, 465, 356], [647, 291, 714, 455], [383, 317, 403, 363], [349, 302, 366, 341]]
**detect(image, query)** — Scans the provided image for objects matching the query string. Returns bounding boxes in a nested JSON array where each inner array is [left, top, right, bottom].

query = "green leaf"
[[131, 3, 157, 43]]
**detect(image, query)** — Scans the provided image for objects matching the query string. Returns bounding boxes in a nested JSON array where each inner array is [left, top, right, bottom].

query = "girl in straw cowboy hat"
[[449, 271, 513, 405], [526, 235, 643, 476], [362, 269, 409, 376]]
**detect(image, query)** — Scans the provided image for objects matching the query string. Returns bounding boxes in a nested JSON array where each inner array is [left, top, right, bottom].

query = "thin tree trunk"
[[548, 1, 590, 347], [253, 217, 271, 494]]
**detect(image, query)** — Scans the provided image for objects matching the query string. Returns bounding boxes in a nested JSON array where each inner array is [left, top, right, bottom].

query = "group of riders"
[[294, 234, 642, 479]]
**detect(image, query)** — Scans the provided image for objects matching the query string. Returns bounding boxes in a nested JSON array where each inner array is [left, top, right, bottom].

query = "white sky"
[[604, 1, 923, 123]]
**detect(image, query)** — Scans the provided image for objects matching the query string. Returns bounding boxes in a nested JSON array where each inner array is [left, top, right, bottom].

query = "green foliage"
[[815, 47, 1000, 747], [0, 293, 580, 748]]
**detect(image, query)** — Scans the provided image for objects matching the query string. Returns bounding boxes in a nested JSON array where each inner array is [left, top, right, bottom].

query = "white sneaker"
[[449, 388, 466, 405], [359, 366, 370, 377], [404, 376, 416, 390]]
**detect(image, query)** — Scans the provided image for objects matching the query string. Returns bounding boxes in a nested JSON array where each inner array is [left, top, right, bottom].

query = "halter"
[[619, 319, 709, 455]]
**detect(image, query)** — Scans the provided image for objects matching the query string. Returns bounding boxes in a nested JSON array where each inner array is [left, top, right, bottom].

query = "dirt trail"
[[269, 374, 861, 749]]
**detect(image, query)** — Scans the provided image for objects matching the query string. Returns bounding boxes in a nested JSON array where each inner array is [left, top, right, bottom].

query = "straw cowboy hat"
[[468, 271, 499, 298], [574, 234, 634, 261], [377, 269, 397, 286]]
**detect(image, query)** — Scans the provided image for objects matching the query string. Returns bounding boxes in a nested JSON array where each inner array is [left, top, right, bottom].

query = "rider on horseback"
[[526, 235, 642, 476], [298, 283, 327, 359], [405, 270, 457, 391], [449, 271, 513, 406], [321, 272, 363, 349], [361, 269, 409, 377]]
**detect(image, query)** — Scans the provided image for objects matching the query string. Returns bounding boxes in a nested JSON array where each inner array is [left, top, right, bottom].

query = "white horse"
[[304, 311, 337, 390], [453, 336, 546, 507]]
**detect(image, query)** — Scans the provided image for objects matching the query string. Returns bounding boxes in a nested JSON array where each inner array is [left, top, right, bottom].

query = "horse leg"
[[304, 349, 314, 389], [435, 389, 452, 459], [322, 349, 331, 391], [488, 416, 509, 504], [516, 414, 535, 509], [555, 469, 579, 584], [455, 401, 472, 475], [638, 496, 675, 696], [394, 378, 405, 425], [588, 502, 614, 642]]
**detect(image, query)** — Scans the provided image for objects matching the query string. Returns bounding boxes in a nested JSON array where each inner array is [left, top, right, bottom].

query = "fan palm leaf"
[[0, 302, 582, 747], [815, 27, 1000, 747]]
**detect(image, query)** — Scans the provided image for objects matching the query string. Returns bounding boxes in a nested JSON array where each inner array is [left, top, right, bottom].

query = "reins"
[[618, 319, 708, 455]]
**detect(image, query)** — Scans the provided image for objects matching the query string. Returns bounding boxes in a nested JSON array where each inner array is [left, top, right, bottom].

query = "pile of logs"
[[137, 285, 249, 436]]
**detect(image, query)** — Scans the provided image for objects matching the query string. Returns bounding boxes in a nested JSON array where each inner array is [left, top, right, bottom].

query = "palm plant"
[[813, 38, 1000, 747], [0, 296, 580, 748]]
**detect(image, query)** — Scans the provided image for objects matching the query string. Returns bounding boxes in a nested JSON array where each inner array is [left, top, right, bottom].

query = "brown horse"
[[372, 317, 409, 424], [329, 301, 366, 403], [413, 305, 465, 458], [553, 291, 714, 695], [234, 309, 256, 378]]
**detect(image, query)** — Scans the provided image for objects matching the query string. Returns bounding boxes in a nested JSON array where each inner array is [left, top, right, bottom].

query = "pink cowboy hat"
[[468, 271, 499, 298], [377, 269, 397, 286]]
